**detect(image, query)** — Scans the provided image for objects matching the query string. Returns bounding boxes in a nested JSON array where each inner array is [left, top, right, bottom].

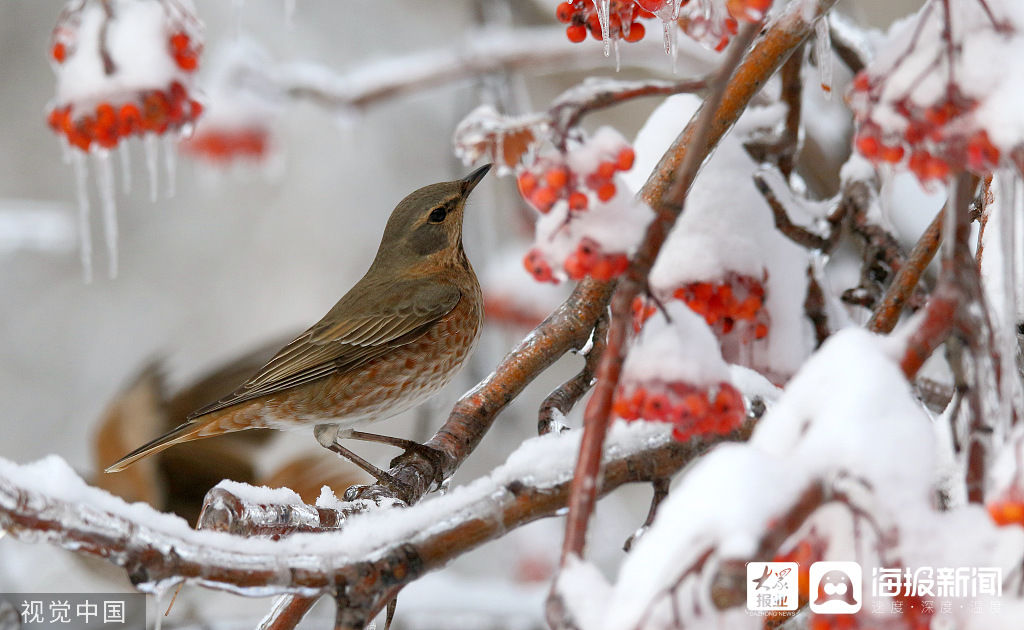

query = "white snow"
[[55, 1, 199, 112], [621, 302, 731, 388], [599, 328, 945, 630], [624, 93, 813, 378], [0, 421, 671, 597]]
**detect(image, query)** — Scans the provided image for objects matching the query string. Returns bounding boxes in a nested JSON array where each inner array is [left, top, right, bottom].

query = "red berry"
[[596, 161, 617, 179], [51, 42, 66, 63], [852, 72, 870, 92], [616, 147, 635, 170], [642, 393, 670, 421], [879, 144, 905, 163], [967, 130, 1000, 172], [623, 22, 645, 42], [545, 167, 569, 190], [855, 133, 879, 159], [530, 186, 558, 213], [568, 191, 589, 211], [170, 32, 190, 51], [556, 2, 575, 23], [754, 323, 768, 339], [566, 24, 587, 43], [517, 171, 538, 197], [118, 104, 141, 136], [596, 182, 616, 201]]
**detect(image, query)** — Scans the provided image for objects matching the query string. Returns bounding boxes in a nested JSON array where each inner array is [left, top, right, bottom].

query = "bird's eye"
[[427, 206, 448, 223]]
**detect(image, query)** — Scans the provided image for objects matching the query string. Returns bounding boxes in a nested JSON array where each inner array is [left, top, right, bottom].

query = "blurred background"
[[0, 0, 922, 627]]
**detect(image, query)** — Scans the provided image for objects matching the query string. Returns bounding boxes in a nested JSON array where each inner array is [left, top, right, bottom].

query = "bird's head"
[[372, 164, 491, 272]]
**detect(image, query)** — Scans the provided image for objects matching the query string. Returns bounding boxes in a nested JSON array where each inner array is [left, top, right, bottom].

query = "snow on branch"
[[234, 27, 711, 117], [0, 420, 744, 620]]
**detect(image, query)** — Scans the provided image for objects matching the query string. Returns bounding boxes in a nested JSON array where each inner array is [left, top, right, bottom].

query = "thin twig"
[[538, 311, 610, 435]]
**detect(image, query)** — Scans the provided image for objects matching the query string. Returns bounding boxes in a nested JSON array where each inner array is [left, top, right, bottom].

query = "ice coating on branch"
[[621, 303, 730, 388], [0, 422, 672, 597], [212, 479, 304, 506], [624, 94, 811, 378], [452, 105, 544, 175]]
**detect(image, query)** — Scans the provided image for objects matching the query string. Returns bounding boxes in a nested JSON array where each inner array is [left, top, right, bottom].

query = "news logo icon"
[[809, 561, 863, 614]]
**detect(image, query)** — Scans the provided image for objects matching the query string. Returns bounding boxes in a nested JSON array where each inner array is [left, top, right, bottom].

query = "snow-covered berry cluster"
[[849, 79, 999, 184], [46, 0, 204, 153], [516, 142, 635, 214], [518, 127, 644, 284], [555, 0, 654, 44], [633, 273, 769, 342], [613, 380, 745, 441], [846, 2, 1018, 186]]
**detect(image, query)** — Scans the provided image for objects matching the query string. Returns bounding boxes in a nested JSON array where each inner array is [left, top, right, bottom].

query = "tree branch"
[[560, 0, 841, 566], [0, 422, 743, 608]]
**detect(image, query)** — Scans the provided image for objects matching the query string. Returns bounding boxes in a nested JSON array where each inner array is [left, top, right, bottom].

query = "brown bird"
[[106, 165, 490, 485]]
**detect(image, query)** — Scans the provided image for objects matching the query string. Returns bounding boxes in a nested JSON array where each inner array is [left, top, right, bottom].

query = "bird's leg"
[[346, 430, 448, 484], [314, 424, 404, 492]]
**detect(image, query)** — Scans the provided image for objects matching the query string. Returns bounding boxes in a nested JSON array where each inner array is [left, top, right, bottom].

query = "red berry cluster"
[[180, 127, 269, 163], [850, 76, 1001, 184], [523, 248, 556, 283], [47, 81, 202, 152], [612, 380, 745, 442], [564, 237, 629, 280], [633, 273, 769, 340], [555, 0, 655, 44], [169, 31, 200, 72], [517, 146, 635, 214]]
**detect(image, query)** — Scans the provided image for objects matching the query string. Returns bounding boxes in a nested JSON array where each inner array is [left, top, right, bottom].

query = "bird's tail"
[[104, 419, 209, 473]]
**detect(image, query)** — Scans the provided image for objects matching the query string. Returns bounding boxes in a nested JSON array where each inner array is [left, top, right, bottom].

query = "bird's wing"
[[188, 279, 461, 418]]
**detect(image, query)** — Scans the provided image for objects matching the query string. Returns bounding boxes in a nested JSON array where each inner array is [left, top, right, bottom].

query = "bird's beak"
[[460, 163, 492, 195]]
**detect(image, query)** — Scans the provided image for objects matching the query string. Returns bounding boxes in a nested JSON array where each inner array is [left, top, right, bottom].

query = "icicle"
[[95, 151, 118, 279], [661, 16, 673, 55], [598, 0, 611, 57], [163, 135, 177, 198], [613, 38, 621, 72], [997, 171, 1021, 430], [119, 141, 131, 195], [815, 17, 833, 99], [144, 134, 159, 203], [72, 151, 93, 283], [671, 24, 679, 74], [437, 477, 452, 496]]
